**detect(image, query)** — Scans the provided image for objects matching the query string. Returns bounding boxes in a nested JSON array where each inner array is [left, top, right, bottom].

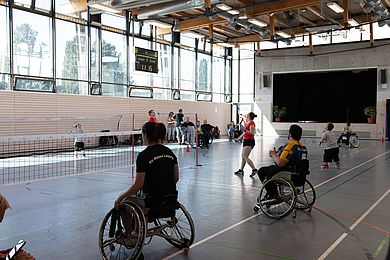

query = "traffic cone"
[[186, 144, 190, 153], [381, 136, 385, 143]]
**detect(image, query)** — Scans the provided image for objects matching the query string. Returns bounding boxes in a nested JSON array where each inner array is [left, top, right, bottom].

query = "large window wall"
[[0, 0, 231, 103]]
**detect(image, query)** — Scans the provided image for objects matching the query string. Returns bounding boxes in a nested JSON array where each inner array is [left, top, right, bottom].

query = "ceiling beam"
[[270, 14, 275, 37], [227, 27, 306, 43], [214, 26, 243, 37], [175, 0, 320, 32], [297, 14, 316, 26], [384, 0, 390, 9], [306, 6, 327, 21], [343, 0, 349, 26]]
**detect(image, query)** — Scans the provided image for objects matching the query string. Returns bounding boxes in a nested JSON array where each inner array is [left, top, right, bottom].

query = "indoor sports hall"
[[0, 0, 390, 260]]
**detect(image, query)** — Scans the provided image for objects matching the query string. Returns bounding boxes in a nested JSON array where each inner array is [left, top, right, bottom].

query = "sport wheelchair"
[[338, 132, 359, 148], [98, 194, 195, 259], [253, 159, 316, 219]]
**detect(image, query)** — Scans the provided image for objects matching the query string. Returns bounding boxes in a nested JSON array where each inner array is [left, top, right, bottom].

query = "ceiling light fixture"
[[183, 31, 204, 38], [227, 9, 240, 15], [145, 20, 172, 29], [216, 3, 232, 11], [247, 18, 267, 27], [327, 2, 344, 13], [276, 31, 291, 38], [88, 3, 120, 14], [347, 18, 359, 26], [238, 10, 248, 19]]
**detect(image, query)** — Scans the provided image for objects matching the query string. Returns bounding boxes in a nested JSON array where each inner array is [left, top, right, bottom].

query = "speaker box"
[[381, 69, 388, 84], [263, 74, 271, 88]]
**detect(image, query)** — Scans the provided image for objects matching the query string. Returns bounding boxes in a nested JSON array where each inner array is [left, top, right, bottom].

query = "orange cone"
[[186, 144, 190, 153], [381, 136, 385, 143]]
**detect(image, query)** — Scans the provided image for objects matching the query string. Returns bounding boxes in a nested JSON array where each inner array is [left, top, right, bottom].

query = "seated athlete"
[[115, 122, 179, 215], [337, 122, 352, 146], [257, 124, 307, 195]]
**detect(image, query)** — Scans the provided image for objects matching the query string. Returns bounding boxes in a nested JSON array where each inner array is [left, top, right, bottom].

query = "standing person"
[[70, 122, 85, 157], [200, 119, 214, 149], [166, 112, 176, 143], [183, 117, 195, 147], [320, 122, 340, 169], [234, 112, 257, 177], [148, 110, 158, 123], [174, 109, 185, 145]]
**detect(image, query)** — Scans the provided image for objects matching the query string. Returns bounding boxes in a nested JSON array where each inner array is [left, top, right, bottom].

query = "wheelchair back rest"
[[295, 159, 310, 175], [144, 194, 180, 221]]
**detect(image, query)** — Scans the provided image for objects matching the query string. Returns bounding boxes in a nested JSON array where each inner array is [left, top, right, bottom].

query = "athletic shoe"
[[320, 163, 329, 169], [250, 169, 258, 177], [336, 163, 341, 169], [234, 169, 244, 175]]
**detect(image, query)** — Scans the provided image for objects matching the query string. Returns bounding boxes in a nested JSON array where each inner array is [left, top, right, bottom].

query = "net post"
[[131, 113, 135, 178], [195, 113, 202, 167]]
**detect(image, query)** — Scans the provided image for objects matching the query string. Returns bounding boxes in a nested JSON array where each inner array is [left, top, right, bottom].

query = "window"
[[173, 47, 179, 89], [332, 28, 362, 43], [239, 46, 254, 103], [102, 13, 126, 31], [278, 36, 307, 48], [180, 49, 195, 90], [180, 90, 195, 101], [373, 22, 390, 40], [152, 43, 171, 88], [101, 30, 127, 84], [0, 6, 10, 74], [35, 0, 51, 12], [56, 20, 88, 81], [90, 27, 100, 82], [153, 88, 171, 100], [311, 32, 331, 45], [197, 53, 211, 92], [232, 48, 239, 103], [15, 77, 53, 92], [14, 0, 31, 8], [13, 9, 53, 77], [260, 41, 277, 50], [0, 74, 10, 90], [129, 86, 152, 98], [55, 0, 87, 18], [212, 56, 224, 102], [102, 83, 127, 97], [56, 79, 88, 95], [225, 58, 232, 95]]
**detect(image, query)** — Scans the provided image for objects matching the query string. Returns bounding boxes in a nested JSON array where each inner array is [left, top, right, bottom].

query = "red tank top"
[[243, 120, 255, 140]]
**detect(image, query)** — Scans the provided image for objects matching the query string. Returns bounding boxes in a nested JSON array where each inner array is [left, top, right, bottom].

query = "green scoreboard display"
[[134, 47, 158, 73]]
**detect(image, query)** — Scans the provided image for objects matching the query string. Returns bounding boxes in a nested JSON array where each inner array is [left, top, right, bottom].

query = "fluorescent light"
[[89, 3, 120, 13], [227, 9, 240, 15], [216, 3, 232, 11], [248, 18, 267, 27], [145, 20, 172, 29], [327, 2, 344, 13], [276, 31, 291, 38], [348, 18, 359, 26], [182, 31, 204, 38], [238, 10, 247, 19]]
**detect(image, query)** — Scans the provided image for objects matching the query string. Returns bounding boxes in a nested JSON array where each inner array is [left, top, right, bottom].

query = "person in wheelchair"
[[114, 122, 179, 228], [200, 119, 214, 149], [257, 124, 307, 197], [337, 122, 352, 146]]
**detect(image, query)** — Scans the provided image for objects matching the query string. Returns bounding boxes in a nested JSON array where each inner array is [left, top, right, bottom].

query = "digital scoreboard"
[[134, 47, 158, 73]]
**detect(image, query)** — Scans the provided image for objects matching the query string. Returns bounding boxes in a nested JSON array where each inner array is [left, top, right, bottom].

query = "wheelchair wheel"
[[99, 202, 146, 260], [154, 203, 195, 248], [295, 180, 316, 211], [349, 134, 359, 148], [256, 178, 296, 219]]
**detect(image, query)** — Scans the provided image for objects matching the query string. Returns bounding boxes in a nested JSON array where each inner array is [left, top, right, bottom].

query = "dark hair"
[[168, 112, 174, 117], [346, 121, 351, 126], [289, 124, 303, 141], [248, 112, 257, 120], [148, 110, 154, 116], [327, 122, 334, 131], [178, 109, 183, 113], [142, 122, 166, 143]]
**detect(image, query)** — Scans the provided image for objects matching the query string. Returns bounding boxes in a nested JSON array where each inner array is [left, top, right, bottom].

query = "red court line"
[[315, 205, 390, 235]]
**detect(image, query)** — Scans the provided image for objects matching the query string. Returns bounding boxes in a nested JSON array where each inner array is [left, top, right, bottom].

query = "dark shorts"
[[243, 139, 255, 149], [324, 147, 339, 163], [75, 142, 85, 151]]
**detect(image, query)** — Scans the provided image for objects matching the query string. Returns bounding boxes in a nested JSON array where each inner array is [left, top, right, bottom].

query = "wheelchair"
[[253, 160, 316, 219], [197, 132, 213, 148], [98, 194, 195, 260], [338, 133, 359, 148]]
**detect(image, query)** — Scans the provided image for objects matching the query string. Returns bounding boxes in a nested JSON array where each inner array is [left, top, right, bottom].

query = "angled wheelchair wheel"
[[349, 134, 359, 148], [256, 178, 296, 219], [295, 179, 316, 210], [99, 202, 146, 260], [154, 203, 195, 248]]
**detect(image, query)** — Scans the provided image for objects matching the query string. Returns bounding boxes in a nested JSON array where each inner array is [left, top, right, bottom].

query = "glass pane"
[[129, 38, 151, 86], [225, 59, 231, 95], [240, 47, 254, 96], [152, 43, 170, 88], [173, 47, 179, 88], [13, 10, 53, 77], [232, 48, 239, 103], [35, 0, 51, 11], [311, 32, 331, 45], [212, 93, 224, 103], [15, 78, 53, 91], [373, 22, 390, 40], [102, 84, 127, 97], [180, 49, 195, 90], [91, 27, 100, 82], [197, 53, 211, 92], [102, 13, 126, 31], [212, 56, 224, 94], [332, 28, 362, 43], [0, 6, 10, 73], [240, 94, 254, 103], [55, 0, 86, 18], [102, 30, 127, 84], [361, 24, 371, 41], [56, 80, 88, 95], [180, 35, 196, 48], [153, 88, 171, 100], [180, 90, 195, 101], [260, 41, 277, 50], [0, 74, 10, 90], [56, 20, 88, 80], [14, 0, 31, 8], [197, 92, 212, 102], [129, 87, 152, 98], [278, 36, 307, 48]]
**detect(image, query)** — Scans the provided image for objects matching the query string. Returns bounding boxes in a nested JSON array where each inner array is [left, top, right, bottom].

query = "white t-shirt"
[[71, 129, 84, 143], [321, 131, 338, 149]]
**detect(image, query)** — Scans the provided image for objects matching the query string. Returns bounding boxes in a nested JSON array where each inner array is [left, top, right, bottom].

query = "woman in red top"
[[234, 112, 257, 177], [148, 110, 158, 123]]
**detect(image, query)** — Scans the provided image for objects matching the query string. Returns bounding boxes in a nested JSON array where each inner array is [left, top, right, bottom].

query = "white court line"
[[318, 187, 390, 260], [162, 151, 390, 260]]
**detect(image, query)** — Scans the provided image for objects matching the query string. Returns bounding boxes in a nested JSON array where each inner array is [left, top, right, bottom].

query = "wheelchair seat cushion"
[[144, 193, 180, 221]]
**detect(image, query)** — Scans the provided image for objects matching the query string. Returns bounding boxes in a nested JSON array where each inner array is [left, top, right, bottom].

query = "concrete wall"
[[255, 40, 390, 139]]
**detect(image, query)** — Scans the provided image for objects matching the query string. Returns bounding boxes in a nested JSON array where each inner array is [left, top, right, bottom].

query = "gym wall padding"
[[273, 69, 377, 123]]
